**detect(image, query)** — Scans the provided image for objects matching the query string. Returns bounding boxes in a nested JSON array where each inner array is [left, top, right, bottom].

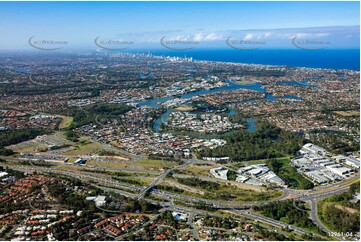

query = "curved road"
[[4, 154, 357, 241]]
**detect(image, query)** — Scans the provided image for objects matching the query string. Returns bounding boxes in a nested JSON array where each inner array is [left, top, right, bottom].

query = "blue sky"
[[0, 1, 359, 50]]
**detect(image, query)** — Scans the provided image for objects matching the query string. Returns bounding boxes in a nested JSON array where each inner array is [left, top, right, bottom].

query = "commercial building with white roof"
[[210, 167, 228, 180], [302, 143, 327, 156], [326, 165, 352, 177]]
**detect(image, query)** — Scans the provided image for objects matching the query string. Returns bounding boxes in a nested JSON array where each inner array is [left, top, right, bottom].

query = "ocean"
[[131, 49, 360, 71]]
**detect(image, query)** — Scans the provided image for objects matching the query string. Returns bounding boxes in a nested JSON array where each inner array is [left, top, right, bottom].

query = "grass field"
[[204, 183, 283, 202], [7, 140, 46, 153], [334, 111, 360, 117], [174, 105, 196, 111], [132, 159, 175, 170], [112, 176, 152, 186], [56, 115, 74, 129], [160, 179, 206, 196], [160, 176, 282, 202], [54, 132, 68, 139], [179, 164, 218, 177], [85, 160, 129, 168], [61, 141, 101, 156], [7, 133, 73, 153]]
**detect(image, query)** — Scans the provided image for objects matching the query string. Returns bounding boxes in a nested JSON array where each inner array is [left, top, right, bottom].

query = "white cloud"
[[264, 32, 272, 38], [204, 33, 223, 41], [116, 26, 359, 44], [192, 32, 223, 41], [291, 32, 330, 39], [243, 34, 254, 41]]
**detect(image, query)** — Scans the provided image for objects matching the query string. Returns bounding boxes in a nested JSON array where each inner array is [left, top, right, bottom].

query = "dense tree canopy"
[[319, 183, 360, 233], [67, 103, 132, 129], [255, 200, 318, 231], [198, 122, 304, 162], [0, 128, 50, 148]]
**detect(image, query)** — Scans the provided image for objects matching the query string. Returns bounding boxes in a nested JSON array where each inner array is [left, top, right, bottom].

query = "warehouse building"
[[326, 165, 352, 177], [210, 167, 228, 180], [304, 170, 329, 184], [302, 143, 327, 156]]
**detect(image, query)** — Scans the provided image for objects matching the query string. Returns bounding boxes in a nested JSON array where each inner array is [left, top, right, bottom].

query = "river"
[[145, 79, 305, 134], [139, 80, 304, 108]]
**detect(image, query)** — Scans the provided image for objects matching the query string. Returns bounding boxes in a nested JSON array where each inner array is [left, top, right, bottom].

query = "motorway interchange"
[[2, 148, 358, 241]]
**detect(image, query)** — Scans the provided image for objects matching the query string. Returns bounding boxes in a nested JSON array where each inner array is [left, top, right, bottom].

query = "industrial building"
[[209, 167, 228, 180], [304, 170, 329, 184], [332, 155, 360, 169], [301, 143, 327, 156], [295, 143, 357, 185], [326, 165, 352, 177]]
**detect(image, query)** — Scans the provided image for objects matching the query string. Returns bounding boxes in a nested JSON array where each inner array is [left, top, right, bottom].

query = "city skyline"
[[0, 1, 359, 241]]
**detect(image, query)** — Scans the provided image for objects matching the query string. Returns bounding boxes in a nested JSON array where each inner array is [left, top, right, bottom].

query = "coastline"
[[123, 49, 361, 71]]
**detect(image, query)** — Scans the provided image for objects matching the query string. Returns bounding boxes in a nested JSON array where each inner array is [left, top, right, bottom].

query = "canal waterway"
[[145, 80, 306, 135]]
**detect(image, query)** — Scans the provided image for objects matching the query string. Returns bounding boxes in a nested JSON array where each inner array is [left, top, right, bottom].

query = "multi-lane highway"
[[137, 160, 193, 199], [307, 198, 344, 241], [3, 154, 358, 241], [229, 209, 310, 236]]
